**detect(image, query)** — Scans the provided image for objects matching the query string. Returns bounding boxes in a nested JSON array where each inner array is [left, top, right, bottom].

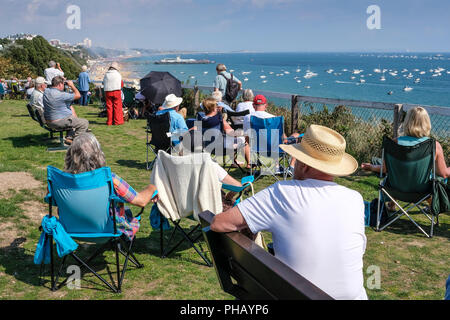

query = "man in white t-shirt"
[[44, 61, 64, 85], [211, 124, 368, 300]]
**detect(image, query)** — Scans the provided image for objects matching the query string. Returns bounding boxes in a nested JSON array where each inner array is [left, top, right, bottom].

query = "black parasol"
[[139, 71, 182, 106]]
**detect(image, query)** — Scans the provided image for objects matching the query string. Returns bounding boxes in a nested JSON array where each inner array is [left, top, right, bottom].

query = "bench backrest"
[[199, 211, 333, 300]]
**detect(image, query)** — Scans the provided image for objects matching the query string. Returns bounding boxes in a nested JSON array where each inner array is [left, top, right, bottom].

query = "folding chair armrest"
[[222, 176, 254, 193]]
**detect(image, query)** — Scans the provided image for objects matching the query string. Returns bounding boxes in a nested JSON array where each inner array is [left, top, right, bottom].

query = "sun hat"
[[35, 77, 46, 85], [110, 62, 120, 70], [280, 124, 358, 177], [253, 94, 267, 106], [161, 94, 183, 109]]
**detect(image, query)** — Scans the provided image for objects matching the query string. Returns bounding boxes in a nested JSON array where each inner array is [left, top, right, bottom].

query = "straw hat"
[[280, 125, 358, 177], [161, 94, 183, 109], [110, 62, 120, 70]]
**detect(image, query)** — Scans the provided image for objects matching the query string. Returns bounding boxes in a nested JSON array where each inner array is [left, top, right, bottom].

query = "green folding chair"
[[377, 136, 439, 237]]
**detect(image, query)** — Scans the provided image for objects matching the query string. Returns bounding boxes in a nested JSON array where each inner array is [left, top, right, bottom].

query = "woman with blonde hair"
[[362, 106, 449, 178], [64, 133, 159, 240]]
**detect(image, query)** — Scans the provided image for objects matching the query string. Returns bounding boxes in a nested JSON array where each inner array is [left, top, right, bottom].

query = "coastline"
[[88, 54, 141, 88]]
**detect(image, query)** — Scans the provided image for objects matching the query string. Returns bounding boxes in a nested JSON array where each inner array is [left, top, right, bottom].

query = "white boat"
[[380, 76, 386, 81], [269, 72, 274, 75], [406, 73, 414, 79], [244, 78, 249, 81], [203, 71, 208, 74], [414, 78, 420, 83], [403, 86, 413, 92], [260, 75, 266, 79], [262, 80, 267, 83], [360, 79, 366, 83], [353, 69, 363, 74], [387, 91, 394, 95], [350, 76, 356, 80], [296, 80, 302, 83], [432, 73, 441, 77], [304, 86, 311, 89], [295, 68, 301, 72], [374, 68, 382, 73], [326, 69, 334, 74], [304, 71, 318, 79], [241, 71, 251, 75], [419, 71, 426, 75]]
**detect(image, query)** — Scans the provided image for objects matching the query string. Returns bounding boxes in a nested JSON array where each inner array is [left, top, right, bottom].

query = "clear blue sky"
[[1, 0, 449, 52]]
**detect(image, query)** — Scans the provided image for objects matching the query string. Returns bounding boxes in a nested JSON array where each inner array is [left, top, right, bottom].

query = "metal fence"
[[182, 84, 450, 163]]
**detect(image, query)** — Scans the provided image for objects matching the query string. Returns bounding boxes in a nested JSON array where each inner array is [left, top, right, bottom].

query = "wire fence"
[[182, 85, 450, 164]]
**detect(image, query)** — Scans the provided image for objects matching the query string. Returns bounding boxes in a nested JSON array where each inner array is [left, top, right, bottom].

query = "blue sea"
[[123, 52, 450, 108]]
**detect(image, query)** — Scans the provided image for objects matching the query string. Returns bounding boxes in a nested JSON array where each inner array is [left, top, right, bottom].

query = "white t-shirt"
[[243, 110, 275, 134], [237, 179, 368, 300], [44, 68, 64, 85], [233, 101, 255, 125]]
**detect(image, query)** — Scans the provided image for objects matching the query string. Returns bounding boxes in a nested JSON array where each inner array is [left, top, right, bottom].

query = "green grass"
[[0, 99, 448, 300]]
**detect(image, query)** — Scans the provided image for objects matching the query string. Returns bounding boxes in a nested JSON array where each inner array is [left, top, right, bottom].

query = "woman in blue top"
[[77, 65, 91, 106]]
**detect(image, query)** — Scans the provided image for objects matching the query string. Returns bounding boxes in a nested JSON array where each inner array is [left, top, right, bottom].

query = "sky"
[[0, 0, 449, 52]]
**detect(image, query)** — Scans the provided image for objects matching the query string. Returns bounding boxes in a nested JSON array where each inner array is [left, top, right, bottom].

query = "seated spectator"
[[44, 60, 64, 85], [26, 81, 35, 99], [156, 94, 191, 146], [29, 77, 47, 110], [232, 89, 255, 126], [242, 94, 300, 173], [211, 124, 367, 300], [361, 106, 449, 211], [211, 90, 233, 118], [0, 79, 5, 102], [43, 76, 89, 145], [362, 106, 449, 179], [63, 133, 159, 240], [24, 77, 33, 90], [198, 97, 245, 151]]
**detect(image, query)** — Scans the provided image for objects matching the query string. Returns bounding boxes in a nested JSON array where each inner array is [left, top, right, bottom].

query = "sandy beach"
[[88, 56, 140, 88]]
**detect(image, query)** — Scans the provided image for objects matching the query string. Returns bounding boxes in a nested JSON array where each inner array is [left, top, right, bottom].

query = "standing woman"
[[103, 62, 124, 126], [78, 65, 91, 106]]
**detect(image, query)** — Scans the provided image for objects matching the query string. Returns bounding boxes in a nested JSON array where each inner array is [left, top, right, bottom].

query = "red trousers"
[[105, 90, 124, 125]]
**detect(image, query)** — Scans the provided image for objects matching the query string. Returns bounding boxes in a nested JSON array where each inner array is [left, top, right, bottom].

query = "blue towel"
[[149, 204, 171, 231], [34, 215, 78, 265]]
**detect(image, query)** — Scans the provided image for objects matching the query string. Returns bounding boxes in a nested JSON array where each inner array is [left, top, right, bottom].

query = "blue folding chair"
[[43, 166, 143, 293], [249, 116, 287, 181]]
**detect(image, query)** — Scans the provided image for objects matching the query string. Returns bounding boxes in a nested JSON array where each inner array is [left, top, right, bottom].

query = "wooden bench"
[[199, 211, 333, 300], [26, 103, 68, 151]]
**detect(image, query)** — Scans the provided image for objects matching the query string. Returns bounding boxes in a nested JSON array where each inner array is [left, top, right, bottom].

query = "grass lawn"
[[0, 99, 448, 300]]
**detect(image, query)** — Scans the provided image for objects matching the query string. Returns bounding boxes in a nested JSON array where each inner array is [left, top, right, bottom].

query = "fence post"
[[393, 104, 403, 139], [194, 85, 200, 111], [291, 95, 299, 136]]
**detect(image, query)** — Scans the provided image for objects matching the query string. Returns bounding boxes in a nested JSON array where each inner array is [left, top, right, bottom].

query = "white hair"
[[211, 91, 223, 102], [242, 89, 254, 102], [64, 133, 106, 174], [49, 61, 56, 67], [82, 65, 88, 72]]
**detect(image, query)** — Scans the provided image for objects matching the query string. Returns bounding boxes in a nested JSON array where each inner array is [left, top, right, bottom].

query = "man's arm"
[[211, 206, 249, 233], [66, 80, 81, 101]]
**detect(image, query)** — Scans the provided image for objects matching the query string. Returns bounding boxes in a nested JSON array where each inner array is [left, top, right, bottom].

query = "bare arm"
[[66, 80, 81, 101], [436, 141, 450, 178], [211, 206, 248, 233], [222, 174, 242, 187], [129, 184, 159, 208]]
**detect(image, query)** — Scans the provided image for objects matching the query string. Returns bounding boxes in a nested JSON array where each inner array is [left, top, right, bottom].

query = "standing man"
[[29, 77, 47, 110], [44, 61, 64, 85], [43, 76, 89, 144], [77, 65, 91, 106], [213, 64, 242, 105], [211, 125, 367, 300], [103, 62, 124, 126]]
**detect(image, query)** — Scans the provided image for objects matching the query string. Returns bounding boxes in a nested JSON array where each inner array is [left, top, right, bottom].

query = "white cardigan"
[[103, 69, 122, 92]]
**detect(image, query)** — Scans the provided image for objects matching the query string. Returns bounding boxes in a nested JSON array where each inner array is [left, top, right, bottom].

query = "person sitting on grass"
[[63, 133, 159, 240], [361, 106, 449, 210], [211, 125, 368, 300], [43, 76, 89, 145]]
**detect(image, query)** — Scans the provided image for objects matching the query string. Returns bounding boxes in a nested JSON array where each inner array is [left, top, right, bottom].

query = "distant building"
[[83, 38, 92, 48], [6, 33, 37, 42], [49, 39, 61, 46], [0, 44, 3, 51]]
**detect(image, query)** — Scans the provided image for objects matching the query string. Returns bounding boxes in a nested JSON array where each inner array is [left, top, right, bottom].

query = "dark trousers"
[[79, 91, 89, 106]]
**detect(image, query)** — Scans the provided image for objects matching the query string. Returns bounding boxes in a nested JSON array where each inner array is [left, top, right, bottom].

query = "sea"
[[122, 52, 450, 108]]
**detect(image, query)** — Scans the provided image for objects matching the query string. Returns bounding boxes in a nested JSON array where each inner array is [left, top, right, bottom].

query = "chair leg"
[[114, 239, 121, 293]]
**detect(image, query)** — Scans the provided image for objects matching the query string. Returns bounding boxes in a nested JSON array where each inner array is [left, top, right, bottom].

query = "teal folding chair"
[[377, 136, 440, 237], [43, 166, 143, 293]]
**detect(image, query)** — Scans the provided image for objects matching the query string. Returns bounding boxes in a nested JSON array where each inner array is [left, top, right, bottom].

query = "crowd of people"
[[9, 61, 450, 299]]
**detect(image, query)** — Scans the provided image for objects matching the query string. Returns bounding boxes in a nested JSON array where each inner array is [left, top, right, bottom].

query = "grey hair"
[[64, 133, 106, 174], [211, 90, 222, 102], [49, 60, 56, 67], [242, 89, 254, 102], [216, 64, 226, 72]]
